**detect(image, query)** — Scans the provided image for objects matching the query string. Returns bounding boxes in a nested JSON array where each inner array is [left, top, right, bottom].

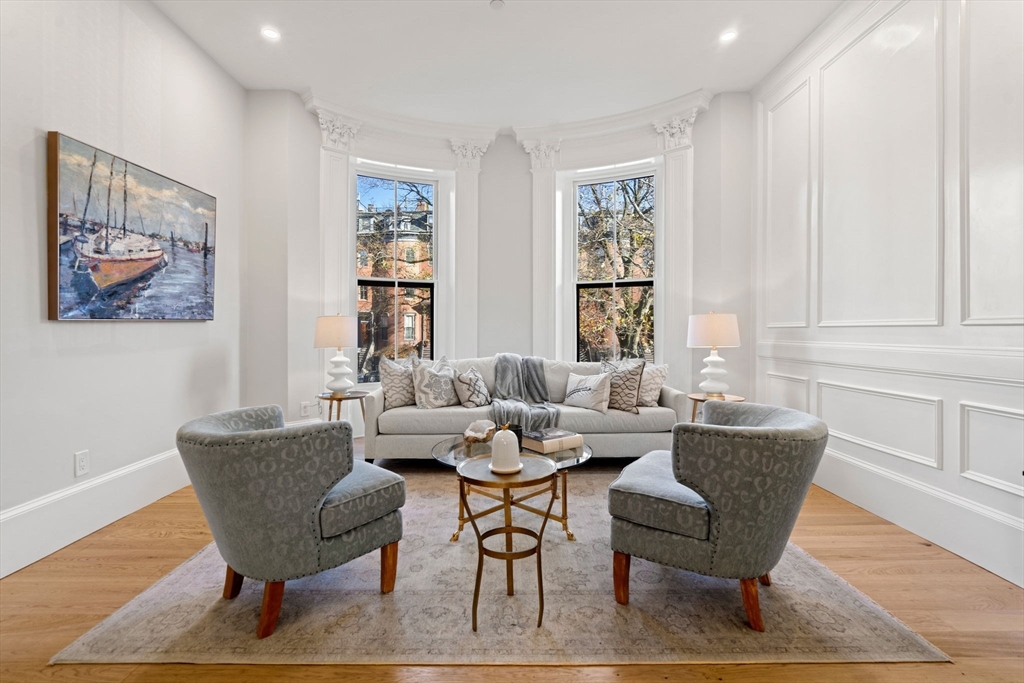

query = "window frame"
[[560, 160, 665, 363], [353, 167, 441, 383]]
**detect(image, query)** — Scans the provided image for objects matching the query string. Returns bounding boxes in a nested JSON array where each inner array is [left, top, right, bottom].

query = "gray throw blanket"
[[490, 353, 559, 431]]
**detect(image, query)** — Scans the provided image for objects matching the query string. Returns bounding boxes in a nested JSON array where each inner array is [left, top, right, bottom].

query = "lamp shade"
[[687, 313, 740, 348], [314, 315, 358, 349]]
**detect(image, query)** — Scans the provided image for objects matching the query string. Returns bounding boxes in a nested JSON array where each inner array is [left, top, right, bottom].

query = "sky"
[[58, 135, 216, 245]]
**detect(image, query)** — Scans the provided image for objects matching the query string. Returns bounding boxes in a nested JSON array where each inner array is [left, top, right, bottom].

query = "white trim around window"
[[555, 159, 665, 362]]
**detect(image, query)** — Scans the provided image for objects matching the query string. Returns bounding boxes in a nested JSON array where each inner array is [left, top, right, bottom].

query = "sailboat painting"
[[47, 132, 216, 321]]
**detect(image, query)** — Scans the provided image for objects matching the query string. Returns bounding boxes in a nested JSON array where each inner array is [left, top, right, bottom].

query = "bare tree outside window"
[[356, 174, 434, 382], [576, 175, 655, 362]]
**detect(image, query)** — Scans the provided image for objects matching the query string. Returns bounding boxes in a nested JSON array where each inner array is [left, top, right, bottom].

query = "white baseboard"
[[815, 448, 1024, 587], [0, 448, 189, 579]]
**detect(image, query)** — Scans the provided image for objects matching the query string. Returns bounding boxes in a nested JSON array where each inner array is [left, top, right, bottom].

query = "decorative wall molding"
[[958, 0, 1024, 326], [764, 78, 811, 328], [818, 380, 943, 469], [450, 139, 490, 170], [960, 402, 1024, 497], [765, 371, 809, 412], [522, 140, 561, 170], [815, 0, 945, 328], [316, 111, 361, 153], [653, 109, 698, 150]]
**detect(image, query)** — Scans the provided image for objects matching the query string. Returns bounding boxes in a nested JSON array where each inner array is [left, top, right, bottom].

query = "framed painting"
[[47, 132, 216, 320]]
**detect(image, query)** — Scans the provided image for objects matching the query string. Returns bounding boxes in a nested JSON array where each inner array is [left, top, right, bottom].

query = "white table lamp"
[[314, 315, 358, 396], [687, 312, 741, 399]]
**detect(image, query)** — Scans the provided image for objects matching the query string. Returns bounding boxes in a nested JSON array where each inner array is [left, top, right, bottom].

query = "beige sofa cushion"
[[543, 360, 603, 402], [557, 405, 678, 434], [377, 402, 677, 435]]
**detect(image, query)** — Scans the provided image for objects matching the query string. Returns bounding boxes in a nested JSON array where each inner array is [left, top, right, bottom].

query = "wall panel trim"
[[818, 380, 943, 469], [959, 401, 1024, 497]]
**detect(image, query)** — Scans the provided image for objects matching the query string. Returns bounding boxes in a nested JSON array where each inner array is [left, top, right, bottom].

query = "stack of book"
[[522, 428, 584, 454]]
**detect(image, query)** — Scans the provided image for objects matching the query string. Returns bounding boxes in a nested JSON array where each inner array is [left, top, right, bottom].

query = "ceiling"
[[154, 0, 843, 128]]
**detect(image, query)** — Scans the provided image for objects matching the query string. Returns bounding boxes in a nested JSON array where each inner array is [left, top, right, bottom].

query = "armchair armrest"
[[176, 418, 355, 581], [363, 387, 385, 461], [659, 385, 688, 423]]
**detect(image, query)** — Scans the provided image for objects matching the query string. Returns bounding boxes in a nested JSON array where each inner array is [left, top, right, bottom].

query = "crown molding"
[[302, 91, 499, 146], [512, 88, 712, 144]]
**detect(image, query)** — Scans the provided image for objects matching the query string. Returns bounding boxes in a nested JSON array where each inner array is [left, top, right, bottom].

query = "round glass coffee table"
[[432, 436, 592, 542]]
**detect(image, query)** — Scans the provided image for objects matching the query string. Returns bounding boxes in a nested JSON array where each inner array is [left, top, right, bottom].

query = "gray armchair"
[[608, 401, 828, 631], [176, 405, 405, 638]]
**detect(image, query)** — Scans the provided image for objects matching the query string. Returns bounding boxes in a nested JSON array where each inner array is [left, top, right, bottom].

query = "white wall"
[[0, 0, 246, 576], [478, 133, 533, 356], [692, 93, 754, 399], [241, 90, 322, 421], [752, 0, 1024, 585]]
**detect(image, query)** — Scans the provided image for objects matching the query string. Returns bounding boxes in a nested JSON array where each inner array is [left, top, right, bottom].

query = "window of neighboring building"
[[575, 175, 655, 362], [404, 312, 416, 341], [355, 174, 434, 382]]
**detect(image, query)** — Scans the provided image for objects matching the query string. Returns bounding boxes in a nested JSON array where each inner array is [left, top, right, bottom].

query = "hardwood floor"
[[1, 449, 1021, 682]]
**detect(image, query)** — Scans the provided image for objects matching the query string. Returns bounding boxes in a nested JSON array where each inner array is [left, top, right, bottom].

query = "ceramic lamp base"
[[326, 348, 355, 396], [698, 348, 730, 397]]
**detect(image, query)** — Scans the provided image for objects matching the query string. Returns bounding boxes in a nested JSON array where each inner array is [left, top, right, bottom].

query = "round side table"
[[687, 392, 745, 422], [317, 390, 369, 421], [456, 454, 557, 632]]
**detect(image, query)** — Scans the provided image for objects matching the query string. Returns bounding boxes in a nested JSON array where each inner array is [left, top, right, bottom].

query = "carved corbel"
[[450, 139, 490, 170], [653, 109, 698, 150]]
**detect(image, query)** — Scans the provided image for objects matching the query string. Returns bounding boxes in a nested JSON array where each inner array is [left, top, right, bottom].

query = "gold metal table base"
[[450, 468, 576, 542], [460, 471, 557, 632]]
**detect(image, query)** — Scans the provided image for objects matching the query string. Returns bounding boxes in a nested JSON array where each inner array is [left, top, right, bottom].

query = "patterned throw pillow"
[[412, 356, 460, 409], [563, 372, 611, 414], [454, 367, 491, 408], [601, 359, 645, 414], [379, 355, 417, 411], [637, 363, 669, 407]]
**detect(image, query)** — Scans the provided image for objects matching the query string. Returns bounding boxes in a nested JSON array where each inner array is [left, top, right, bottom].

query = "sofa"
[[363, 356, 689, 460]]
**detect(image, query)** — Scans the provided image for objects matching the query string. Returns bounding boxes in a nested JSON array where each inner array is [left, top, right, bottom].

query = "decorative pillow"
[[379, 355, 417, 411], [563, 372, 611, 414], [601, 359, 645, 413], [637, 363, 669, 407], [412, 356, 460, 409], [454, 367, 491, 408]]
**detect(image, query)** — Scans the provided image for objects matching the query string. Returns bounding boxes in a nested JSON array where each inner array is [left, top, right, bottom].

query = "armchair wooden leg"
[[256, 581, 285, 639], [740, 578, 765, 632], [223, 565, 244, 599], [759, 572, 771, 586], [380, 541, 398, 594], [613, 551, 631, 605]]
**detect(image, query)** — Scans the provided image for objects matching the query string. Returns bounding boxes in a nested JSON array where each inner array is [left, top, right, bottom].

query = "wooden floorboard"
[[2, 443, 1021, 683]]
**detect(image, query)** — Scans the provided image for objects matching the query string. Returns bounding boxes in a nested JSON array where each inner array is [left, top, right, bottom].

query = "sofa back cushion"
[[451, 357, 498, 394]]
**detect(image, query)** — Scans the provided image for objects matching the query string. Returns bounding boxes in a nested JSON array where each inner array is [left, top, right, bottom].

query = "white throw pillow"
[[637, 364, 669, 407], [379, 355, 417, 411], [454, 367, 491, 408], [413, 356, 460, 409], [563, 372, 611, 413]]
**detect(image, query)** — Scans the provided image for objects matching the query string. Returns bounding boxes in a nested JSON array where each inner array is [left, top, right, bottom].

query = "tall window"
[[576, 175, 655, 362], [356, 174, 434, 382]]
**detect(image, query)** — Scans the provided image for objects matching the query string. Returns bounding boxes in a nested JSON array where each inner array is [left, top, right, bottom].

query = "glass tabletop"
[[431, 435, 592, 470]]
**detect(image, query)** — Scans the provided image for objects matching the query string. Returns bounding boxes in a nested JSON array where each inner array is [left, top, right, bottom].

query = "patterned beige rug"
[[53, 461, 947, 665]]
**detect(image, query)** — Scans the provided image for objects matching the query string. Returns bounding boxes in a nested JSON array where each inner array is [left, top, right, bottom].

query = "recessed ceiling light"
[[719, 30, 738, 43], [261, 27, 280, 41], [490, 0, 505, 9]]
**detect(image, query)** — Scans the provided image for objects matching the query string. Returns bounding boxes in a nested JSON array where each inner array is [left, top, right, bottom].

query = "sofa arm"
[[659, 385, 689, 423], [363, 387, 385, 461]]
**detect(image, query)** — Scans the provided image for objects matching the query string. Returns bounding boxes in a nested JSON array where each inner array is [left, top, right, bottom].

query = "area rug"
[[53, 461, 947, 665]]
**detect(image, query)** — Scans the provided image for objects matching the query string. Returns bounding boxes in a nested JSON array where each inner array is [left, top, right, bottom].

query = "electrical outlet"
[[300, 401, 314, 418], [74, 450, 89, 477]]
